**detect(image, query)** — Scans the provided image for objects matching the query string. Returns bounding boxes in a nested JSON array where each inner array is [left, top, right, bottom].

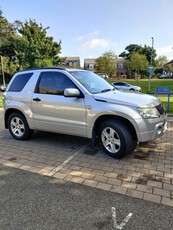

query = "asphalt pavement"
[[0, 164, 172, 230]]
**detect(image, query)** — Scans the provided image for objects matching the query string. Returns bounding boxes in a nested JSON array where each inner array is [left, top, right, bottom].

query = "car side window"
[[8, 73, 33, 92], [36, 72, 76, 95]]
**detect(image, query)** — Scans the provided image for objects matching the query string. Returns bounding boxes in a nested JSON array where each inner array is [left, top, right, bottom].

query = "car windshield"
[[69, 71, 114, 94]]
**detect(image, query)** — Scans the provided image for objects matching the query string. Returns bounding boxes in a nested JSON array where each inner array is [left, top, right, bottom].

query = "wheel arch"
[[92, 115, 137, 142], [5, 109, 27, 129]]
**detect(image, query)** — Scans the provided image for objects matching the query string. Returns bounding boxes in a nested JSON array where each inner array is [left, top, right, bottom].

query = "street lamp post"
[[148, 37, 154, 91], [0, 55, 6, 87]]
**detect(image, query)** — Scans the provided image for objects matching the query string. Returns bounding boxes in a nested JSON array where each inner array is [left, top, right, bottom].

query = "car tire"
[[8, 113, 33, 140], [99, 119, 134, 159], [130, 88, 135, 91]]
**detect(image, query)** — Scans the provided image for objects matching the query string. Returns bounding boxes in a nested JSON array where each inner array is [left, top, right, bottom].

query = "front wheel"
[[8, 113, 33, 140], [99, 120, 134, 159]]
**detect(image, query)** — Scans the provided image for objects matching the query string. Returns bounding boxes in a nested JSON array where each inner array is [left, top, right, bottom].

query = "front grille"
[[156, 103, 166, 115]]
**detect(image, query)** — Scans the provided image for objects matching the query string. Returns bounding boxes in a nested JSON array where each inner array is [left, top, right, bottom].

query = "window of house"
[[89, 64, 94, 69], [69, 61, 73, 66], [118, 64, 123, 69]]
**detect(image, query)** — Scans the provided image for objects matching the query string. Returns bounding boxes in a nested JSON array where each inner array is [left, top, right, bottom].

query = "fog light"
[[157, 126, 162, 135]]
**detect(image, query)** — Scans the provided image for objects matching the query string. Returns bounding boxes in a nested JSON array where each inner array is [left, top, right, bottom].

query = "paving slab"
[[0, 108, 173, 207]]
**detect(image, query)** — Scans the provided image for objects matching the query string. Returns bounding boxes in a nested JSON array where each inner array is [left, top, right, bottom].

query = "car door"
[[120, 83, 127, 90], [115, 83, 123, 90], [120, 83, 130, 91], [31, 71, 87, 137]]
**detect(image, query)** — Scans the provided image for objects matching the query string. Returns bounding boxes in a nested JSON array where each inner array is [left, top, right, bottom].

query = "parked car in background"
[[158, 73, 173, 79], [112, 82, 141, 92]]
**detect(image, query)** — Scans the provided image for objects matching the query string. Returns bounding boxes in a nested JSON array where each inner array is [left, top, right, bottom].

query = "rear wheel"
[[8, 113, 33, 140], [99, 120, 134, 159]]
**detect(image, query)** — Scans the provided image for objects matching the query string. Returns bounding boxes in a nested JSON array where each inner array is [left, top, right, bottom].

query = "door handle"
[[33, 97, 41, 102]]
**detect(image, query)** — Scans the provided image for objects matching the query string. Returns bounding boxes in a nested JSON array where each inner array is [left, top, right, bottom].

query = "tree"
[[127, 52, 149, 79], [0, 10, 15, 43], [0, 17, 63, 78], [0, 10, 18, 81], [95, 51, 117, 77], [156, 55, 169, 67], [154, 56, 169, 76], [119, 44, 142, 60], [164, 63, 173, 74], [13, 19, 62, 68], [119, 44, 157, 66]]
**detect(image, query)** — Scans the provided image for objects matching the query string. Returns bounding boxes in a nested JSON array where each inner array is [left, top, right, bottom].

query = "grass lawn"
[[109, 78, 173, 94], [158, 96, 173, 114]]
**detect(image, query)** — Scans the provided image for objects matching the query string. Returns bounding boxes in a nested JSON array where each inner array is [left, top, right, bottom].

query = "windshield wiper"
[[101, 89, 112, 93]]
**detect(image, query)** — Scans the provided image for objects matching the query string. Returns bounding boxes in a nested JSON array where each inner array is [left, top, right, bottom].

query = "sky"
[[1, 0, 173, 66]]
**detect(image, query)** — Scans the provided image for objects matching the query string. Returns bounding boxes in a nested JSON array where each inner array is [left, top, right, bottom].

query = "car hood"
[[133, 85, 141, 89], [93, 90, 160, 108]]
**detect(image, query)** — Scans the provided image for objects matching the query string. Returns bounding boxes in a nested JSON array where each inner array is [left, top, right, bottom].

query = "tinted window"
[[116, 83, 125, 86], [8, 73, 33, 92], [37, 72, 76, 95], [114, 83, 120, 86], [113, 83, 123, 86]]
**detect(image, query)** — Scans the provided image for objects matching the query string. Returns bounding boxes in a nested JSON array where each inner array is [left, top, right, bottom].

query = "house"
[[84, 58, 96, 72], [163, 59, 173, 72], [159, 59, 173, 78], [116, 57, 126, 76], [62, 57, 81, 68], [164, 59, 173, 67]]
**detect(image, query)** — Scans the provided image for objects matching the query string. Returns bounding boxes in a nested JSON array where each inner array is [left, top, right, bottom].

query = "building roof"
[[65, 57, 80, 61], [116, 57, 125, 64], [165, 59, 173, 65], [84, 58, 96, 64]]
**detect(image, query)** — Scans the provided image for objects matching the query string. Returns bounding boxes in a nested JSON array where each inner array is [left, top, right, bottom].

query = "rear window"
[[8, 73, 33, 92]]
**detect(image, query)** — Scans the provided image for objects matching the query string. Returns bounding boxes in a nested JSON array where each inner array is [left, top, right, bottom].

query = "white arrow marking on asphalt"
[[111, 207, 133, 229]]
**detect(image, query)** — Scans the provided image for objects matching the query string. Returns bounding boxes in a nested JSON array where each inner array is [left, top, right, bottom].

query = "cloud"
[[156, 45, 173, 60], [75, 35, 85, 41], [74, 30, 116, 54], [88, 30, 100, 37], [74, 30, 100, 42], [79, 38, 110, 51]]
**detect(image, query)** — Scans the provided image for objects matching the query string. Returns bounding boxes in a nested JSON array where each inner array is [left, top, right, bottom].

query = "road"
[[0, 164, 172, 230]]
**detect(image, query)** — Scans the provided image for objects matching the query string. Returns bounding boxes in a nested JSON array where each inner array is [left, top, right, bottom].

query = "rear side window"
[[8, 73, 33, 92]]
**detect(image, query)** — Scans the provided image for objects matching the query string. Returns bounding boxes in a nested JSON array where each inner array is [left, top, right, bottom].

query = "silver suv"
[[3, 68, 167, 159]]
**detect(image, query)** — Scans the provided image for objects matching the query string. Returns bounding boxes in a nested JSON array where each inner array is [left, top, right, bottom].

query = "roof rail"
[[18, 67, 66, 72]]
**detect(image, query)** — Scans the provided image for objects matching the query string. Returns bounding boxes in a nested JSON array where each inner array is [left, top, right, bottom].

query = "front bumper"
[[137, 117, 167, 143]]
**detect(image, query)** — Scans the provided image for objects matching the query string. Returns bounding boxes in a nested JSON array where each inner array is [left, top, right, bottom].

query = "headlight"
[[138, 107, 160, 119]]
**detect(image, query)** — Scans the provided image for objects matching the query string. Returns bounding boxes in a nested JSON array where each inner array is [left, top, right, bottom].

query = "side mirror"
[[64, 88, 81, 97]]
